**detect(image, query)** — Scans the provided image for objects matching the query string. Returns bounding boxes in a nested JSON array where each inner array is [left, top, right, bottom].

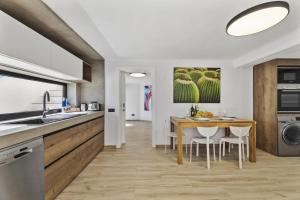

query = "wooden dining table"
[[170, 116, 256, 164]]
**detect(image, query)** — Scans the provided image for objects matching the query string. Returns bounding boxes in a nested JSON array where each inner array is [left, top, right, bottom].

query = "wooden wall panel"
[[253, 59, 300, 155], [254, 61, 277, 155], [44, 117, 104, 167], [83, 62, 92, 82], [273, 58, 300, 66]]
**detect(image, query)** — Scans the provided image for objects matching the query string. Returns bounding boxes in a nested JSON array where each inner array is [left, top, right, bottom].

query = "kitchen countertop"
[[0, 111, 104, 150]]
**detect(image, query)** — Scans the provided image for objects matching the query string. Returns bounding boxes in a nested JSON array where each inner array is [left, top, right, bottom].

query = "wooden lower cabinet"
[[44, 116, 105, 200], [45, 132, 104, 200], [44, 117, 104, 167]]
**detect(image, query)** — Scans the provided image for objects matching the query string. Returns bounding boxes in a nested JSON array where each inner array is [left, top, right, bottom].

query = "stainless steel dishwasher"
[[0, 137, 44, 200]]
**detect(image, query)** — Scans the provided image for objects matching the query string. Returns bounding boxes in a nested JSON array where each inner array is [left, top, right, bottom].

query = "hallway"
[[57, 121, 300, 200], [125, 121, 153, 150]]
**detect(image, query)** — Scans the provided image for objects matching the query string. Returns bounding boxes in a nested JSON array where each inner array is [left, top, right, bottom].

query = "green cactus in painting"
[[174, 73, 191, 80], [204, 70, 218, 78], [215, 69, 221, 79], [174, 76, 199, 103], [197, 77, 220, 103], [216, 72, 221, 79], [199, 67, 207, 72], [174, 68, 188, 74], [187, 70, 203, 83]]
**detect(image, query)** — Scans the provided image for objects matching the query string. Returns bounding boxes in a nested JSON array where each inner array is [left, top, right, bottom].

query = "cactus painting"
[[173, 67, 221, 103]]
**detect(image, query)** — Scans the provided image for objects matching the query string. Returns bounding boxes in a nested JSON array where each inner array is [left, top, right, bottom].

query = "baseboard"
[[126, 120, 152, 122], [104, 145, 117, 149], [156, 144, 224, 149]]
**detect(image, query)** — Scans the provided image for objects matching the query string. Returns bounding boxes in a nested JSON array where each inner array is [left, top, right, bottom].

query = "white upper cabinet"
[[0, 11, 83, 80], [0, 11, 51, 68], [50, 42, 82, 80]]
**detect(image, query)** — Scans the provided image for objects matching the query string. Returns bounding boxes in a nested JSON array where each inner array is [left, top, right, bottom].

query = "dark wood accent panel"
[[83, 62, 92, 82], [272, 58, 300, 66], [253, 59, 300, 155], [44, 117, 104, 167], [254, 62, 277, 155], [45, 133, 103, 200]]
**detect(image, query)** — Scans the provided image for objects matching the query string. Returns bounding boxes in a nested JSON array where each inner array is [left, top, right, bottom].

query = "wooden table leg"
[[249, 121, 257, 162], [177, 125, 183, 164]]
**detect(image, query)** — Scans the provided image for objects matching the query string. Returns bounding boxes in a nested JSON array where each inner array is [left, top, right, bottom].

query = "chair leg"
[[213, 143, 216, 161], [206, 142, 210, 169], [165, 135, 168, 153], [228, 142, 231, 153], [190, 141, 193, 162], [196, 143, 199, 156], [222, 141, 225, 156], [238, 142, 242, 169], [246, 137, 249, 159], [219, 141, 222, 161], [242, 143, 245, 162]]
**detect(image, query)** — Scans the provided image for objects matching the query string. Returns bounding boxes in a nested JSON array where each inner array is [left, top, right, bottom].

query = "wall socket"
[[108, 108, 115, 112]]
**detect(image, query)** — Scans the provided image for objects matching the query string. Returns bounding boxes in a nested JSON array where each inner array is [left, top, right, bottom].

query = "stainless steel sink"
[[6, 113, 87, 125]]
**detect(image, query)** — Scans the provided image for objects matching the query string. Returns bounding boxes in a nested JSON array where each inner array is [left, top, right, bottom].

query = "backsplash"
[[0, 75, 64, 114]]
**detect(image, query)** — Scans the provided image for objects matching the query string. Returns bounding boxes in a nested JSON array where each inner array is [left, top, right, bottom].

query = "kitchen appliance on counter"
[[81, 103, 88, 112], [278, 115, 300, 156], [277, 84, 300, 113], [88, 101, 103, 111], [0, 137, 44, 200]]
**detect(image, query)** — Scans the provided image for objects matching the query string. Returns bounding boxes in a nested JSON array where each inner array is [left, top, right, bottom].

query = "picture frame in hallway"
[[173, 67, 221, 103], [144, 85, 152, 111]]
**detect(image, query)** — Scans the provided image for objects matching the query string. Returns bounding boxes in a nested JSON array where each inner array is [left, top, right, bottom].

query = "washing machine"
[[278, 116, 300, 156]]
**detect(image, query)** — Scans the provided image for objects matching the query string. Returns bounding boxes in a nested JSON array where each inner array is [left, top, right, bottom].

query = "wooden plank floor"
[[56, 121, 300, 200]]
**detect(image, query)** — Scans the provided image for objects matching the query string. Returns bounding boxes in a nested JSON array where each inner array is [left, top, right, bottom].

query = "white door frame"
[[119, 71, 126, 145], [117, 67, 156, 148]]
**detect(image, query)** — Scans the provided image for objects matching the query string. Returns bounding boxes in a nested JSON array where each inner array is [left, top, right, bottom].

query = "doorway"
[[119, 71, 154, 147]]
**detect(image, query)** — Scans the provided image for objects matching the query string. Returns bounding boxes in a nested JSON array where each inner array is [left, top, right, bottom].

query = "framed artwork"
[[173, 67, 220, 103], [144, 85, 152, 111]]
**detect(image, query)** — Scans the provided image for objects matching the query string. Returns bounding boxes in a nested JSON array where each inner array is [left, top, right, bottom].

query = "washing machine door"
[[282, 123, 300, 145]]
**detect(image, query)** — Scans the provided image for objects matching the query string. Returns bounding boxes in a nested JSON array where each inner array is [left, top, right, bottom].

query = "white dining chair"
[[227, 134, 249, 159], [219, 126, 251, 169], [164, 120, 188, 155], [190, 126, 218, 169]]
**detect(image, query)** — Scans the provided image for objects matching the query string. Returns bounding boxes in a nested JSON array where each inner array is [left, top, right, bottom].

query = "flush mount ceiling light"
[[129, 72, 146, 78], [226, 1, 289, 36]]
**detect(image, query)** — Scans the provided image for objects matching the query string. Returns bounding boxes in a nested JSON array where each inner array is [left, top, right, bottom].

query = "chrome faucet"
[[42, 91, 50, 118]]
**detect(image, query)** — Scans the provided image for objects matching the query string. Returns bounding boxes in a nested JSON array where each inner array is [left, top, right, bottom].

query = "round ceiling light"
[[129, 72, 146, 78], [226, 1, 289, 36]]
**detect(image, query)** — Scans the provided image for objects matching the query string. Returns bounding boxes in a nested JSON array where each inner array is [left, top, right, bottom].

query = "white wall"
[[67, 83, 81, 107], [125, 84, 140, 120], [125, 74, 152, 121], [125, 83, 152, 121], [80, 61, 105, 106], [104, 59, 253, 146]]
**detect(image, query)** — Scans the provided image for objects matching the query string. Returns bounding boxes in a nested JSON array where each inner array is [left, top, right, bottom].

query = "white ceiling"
[[45, 0, 300, 61]]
